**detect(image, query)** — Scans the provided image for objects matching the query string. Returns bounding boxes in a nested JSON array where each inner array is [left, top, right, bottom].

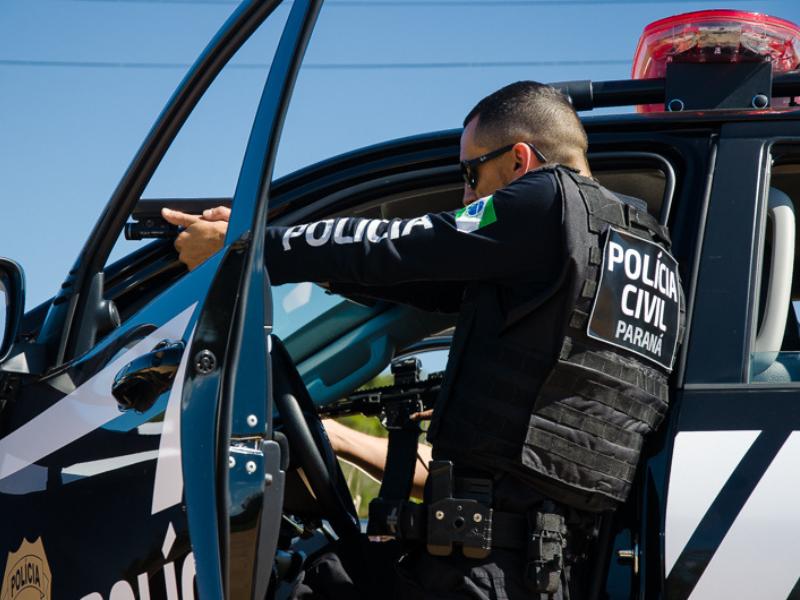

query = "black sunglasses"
[[459, 142, 548, 190]]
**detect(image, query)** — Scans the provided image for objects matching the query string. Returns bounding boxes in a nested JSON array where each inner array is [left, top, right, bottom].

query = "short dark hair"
[[463, 81, 588, 171]]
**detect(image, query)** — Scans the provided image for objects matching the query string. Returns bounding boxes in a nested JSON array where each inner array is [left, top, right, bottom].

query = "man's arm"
[[163, 171, 561, 290], [323, 419, 431, 500], [162, 206, 465, 311], [264, 170, 562, 287]]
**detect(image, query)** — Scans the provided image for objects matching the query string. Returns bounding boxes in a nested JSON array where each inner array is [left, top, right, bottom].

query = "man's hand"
[[162, 206, 230, 270], [200, 206, 232, 222], [410, 409, 434, 421]]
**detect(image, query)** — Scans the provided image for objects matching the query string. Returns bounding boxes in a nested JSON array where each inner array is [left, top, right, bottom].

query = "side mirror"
[[0, 258, 25, 364]]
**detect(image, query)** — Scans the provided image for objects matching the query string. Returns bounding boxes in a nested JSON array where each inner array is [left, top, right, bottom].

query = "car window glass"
[[749, 145, 800, 383], [0, 281, 6, 348], [367, 348, 450, 386], [104, 5, 290, 268], [272, 282, 342, 340]]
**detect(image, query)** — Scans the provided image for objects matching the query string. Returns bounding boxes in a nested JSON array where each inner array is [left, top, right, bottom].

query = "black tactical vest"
[[428, 166, 684, 512]]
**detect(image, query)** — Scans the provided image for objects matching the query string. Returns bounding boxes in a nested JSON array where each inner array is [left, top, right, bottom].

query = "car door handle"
[[112, 339, 186, 413]]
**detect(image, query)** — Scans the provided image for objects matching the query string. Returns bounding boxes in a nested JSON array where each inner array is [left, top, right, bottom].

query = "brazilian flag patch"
[[455, 196, 497, 233]]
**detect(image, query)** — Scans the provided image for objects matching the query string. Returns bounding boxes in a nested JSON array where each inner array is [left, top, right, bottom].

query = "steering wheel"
[[270, 336, 361, 540]]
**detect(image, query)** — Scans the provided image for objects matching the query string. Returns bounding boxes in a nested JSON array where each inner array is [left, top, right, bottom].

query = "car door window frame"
[[684, 127, 800, 387], [747, 140, 800, 385], [36, 1, 285, 368], [683, 129, 770, 385], [208, 0, 326, 596]]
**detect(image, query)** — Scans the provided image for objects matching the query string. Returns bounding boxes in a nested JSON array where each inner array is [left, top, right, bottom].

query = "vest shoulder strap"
[[556, 166, 672, 247]]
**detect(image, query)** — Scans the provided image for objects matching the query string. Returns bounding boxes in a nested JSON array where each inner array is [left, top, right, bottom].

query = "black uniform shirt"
[[265, 169, 564, 302], [266, 169, 566, 510]]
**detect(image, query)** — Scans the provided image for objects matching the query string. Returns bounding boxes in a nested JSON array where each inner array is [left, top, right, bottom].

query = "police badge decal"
[[587, 228, 681, 371], [1, 537, 52, 600]]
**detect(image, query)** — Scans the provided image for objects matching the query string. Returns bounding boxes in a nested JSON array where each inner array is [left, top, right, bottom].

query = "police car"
[[1, 4, 800, 599]]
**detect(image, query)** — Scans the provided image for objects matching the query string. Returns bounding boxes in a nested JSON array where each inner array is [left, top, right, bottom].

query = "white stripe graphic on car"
[[62, 450, 160, 479], [151, 324, 196, 514], [688, 431, 800, 599], [665, 430, 760, 575], [0, 305, 195, 481]]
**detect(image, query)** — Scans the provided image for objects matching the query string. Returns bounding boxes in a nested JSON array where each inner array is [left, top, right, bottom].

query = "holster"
[[525, 503, 567, 594], [426, 461, 494, 559]]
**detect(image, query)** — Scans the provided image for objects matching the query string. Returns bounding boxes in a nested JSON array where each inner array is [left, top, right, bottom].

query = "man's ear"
[[512, 142, 536, 175]]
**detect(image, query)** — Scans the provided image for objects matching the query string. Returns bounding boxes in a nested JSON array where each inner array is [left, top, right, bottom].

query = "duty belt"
[[371, 499, 534, 549], [370, 460, 568, 594]]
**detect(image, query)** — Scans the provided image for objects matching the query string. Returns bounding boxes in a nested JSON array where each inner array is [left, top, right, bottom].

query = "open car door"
[[181, 0, 326, 597], [0, 1, 323, 598]]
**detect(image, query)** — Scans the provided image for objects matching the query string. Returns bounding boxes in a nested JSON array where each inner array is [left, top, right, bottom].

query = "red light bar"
[[632, 10, 800, 112]]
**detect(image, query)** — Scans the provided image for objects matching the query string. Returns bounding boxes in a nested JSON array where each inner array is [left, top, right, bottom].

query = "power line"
[[0, 58, 630, 70], [0, 59, 195, 70], [64, 0, 240, 3], [52, 0, 769, 5]]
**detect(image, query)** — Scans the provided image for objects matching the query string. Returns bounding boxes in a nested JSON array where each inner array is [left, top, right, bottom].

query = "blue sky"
[[2, 0, 800, 309]]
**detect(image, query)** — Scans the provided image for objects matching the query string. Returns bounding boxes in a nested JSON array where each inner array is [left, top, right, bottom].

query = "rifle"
[[322, 358, 443, 538], [319, 358, 443, 427], [124, 198, 232, 240]]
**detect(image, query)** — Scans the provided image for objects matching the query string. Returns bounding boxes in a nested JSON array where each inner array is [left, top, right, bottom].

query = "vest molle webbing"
[[521, 168, 678, 510]]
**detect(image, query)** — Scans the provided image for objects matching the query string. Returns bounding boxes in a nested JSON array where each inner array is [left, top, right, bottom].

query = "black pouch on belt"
[[525, 503, 567, 594], [426, 461, 494, 560]]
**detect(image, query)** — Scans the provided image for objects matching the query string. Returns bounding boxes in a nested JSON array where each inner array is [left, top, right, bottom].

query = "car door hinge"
[[228, 439, 269, 482]]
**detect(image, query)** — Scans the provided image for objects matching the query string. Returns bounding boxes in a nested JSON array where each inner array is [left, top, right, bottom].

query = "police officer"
[[164, 81, 683, 599]]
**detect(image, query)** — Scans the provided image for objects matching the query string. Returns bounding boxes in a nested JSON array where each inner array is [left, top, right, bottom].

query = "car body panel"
[[0, 260, 212, 598], [4, 2, 800, 597]]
